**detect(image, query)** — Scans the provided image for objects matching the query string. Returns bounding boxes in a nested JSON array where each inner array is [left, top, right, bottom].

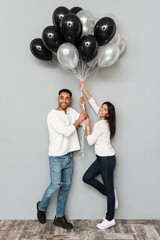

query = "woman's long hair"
[[103, 101, 116, 139]]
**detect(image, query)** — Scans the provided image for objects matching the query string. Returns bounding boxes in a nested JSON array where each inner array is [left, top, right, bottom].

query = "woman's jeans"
[[38, 152, 73, 217], [83, 155, 116, 221]]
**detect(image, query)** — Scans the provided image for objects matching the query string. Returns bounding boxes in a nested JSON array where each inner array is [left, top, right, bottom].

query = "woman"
[[80, 81, 117, 230]]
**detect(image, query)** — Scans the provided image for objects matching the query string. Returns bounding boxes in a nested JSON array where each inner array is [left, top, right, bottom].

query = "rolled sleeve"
[[86, 123, 101, 145], [88, 97, 100, 115]]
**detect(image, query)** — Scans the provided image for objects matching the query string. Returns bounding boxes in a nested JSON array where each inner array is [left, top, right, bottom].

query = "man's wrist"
[[73, 118, 81, 128]]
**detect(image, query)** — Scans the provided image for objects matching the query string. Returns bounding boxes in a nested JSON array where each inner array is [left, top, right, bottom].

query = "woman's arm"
[[85, 119, 102, 145], [80, 82, 99, 115], [80, 82, 92, 100], [85, 117, 91, 136]]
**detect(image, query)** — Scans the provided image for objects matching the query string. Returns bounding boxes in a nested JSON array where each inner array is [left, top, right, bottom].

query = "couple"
[[37, 82, 117, 230]]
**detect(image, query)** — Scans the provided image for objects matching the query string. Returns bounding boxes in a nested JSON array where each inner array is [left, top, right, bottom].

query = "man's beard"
[[59, 103, 68, 109]]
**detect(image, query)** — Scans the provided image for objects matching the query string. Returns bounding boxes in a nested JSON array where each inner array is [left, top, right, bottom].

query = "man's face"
[[57, 92, 72, 110]]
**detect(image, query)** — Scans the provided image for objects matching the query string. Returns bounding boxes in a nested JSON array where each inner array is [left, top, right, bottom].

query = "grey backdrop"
[[0, 0, 160, 220]]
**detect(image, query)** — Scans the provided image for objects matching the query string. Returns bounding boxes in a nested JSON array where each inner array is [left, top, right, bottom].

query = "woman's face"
[[98, 104, 109, 119]]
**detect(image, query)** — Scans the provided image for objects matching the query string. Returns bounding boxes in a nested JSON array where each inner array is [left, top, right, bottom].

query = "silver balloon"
[[91, 17, 100, 35], [94, 17, 100, 25], [98, 43, 120, 68], [87, 56, 98, 68], [57, 43, 79, 70], [77, 10, 95, 37]]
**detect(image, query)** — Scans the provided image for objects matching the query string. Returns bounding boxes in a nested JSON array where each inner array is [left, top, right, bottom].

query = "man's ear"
[[70, 98, 72, 103]]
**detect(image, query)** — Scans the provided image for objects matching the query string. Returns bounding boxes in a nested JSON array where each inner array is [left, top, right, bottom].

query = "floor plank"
[[0, 220, 159, 240]]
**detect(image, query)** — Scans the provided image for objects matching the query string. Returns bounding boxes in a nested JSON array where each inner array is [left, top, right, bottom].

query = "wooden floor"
[[0, 219, 160, 240]]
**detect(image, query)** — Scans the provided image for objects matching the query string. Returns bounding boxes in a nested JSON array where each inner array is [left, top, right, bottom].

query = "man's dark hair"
[[59, 89, 72, 97]]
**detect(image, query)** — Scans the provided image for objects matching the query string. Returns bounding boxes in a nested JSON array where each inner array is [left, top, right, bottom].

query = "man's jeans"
[[83, 155, 116, 220], [38, 152, 73, 217]]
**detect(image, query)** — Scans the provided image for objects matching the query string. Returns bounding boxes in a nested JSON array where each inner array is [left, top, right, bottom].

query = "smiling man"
[[37, 89, 87, 229]]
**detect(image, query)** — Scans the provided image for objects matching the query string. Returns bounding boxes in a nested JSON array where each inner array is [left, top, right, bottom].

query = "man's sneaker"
[[53, 216, 73, 230], [114, 189, 118, 209], [97, 218, 116, 230], [37, 202, 46, 224]]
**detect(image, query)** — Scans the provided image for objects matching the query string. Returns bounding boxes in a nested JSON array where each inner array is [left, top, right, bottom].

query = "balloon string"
[[79, 87, 86, 158], [80, 88, 85, 110]]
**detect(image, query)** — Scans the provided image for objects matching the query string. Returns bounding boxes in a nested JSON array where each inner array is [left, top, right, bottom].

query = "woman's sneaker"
[[97, 218, 116, 229]]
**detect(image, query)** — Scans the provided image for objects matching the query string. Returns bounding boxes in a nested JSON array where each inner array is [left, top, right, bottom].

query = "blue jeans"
[[38, 152, 73, 217], [83, 155, 116, 220]]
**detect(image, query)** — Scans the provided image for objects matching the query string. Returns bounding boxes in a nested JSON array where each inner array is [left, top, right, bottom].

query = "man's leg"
[[53, 152, 73, 229], [37, 156, 63, 223]]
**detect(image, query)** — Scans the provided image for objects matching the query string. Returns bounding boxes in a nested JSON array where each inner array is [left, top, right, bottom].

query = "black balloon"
[[42, 26, 64, 52], [60, 13, 82, 44], [78, 35, 99, 62], [52, 6, 70, 28], [30, 38, 52, 61], [70, 6, 83, 14], [94, 17, 116, 46]]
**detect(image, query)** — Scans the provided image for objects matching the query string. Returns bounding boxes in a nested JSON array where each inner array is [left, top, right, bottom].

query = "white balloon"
[[119, 38, 127, 56], [57, 43, 79, 70], [111, 32, 127, 56], [112, 31, 121, 45], [98, 43, 120, 68], [77, 10, 95, 37]]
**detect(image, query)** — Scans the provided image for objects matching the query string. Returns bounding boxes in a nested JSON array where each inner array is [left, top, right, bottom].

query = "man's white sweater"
[[47, 107, 80, 156]]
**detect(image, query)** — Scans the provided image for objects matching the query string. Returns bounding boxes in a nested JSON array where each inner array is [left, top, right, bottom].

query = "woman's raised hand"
[[80, 82, 92, 100], [80, 81, 85, 90]]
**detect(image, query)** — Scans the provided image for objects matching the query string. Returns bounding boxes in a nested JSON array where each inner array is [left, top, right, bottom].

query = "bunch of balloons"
[[30, 6, 126, 81]]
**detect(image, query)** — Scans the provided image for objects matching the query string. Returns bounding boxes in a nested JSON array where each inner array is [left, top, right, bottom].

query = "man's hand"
[[79, 110, 88, 122], [73, 110, 88, 128], [80, 96, 85, 110]]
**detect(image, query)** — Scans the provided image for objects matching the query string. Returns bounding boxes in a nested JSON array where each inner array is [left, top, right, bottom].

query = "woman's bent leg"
[[83, 157, 106, 195]]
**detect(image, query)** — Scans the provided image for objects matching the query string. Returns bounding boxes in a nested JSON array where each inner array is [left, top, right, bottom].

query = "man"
[[37, 89, 87, 230]]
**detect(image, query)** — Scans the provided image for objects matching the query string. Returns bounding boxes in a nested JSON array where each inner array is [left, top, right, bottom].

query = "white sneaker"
[[97, 218, 116, 230], [114, 189, 118, 209]]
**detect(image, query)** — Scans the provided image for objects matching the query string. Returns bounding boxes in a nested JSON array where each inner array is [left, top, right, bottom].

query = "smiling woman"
[[80, 81, 117, 230]]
